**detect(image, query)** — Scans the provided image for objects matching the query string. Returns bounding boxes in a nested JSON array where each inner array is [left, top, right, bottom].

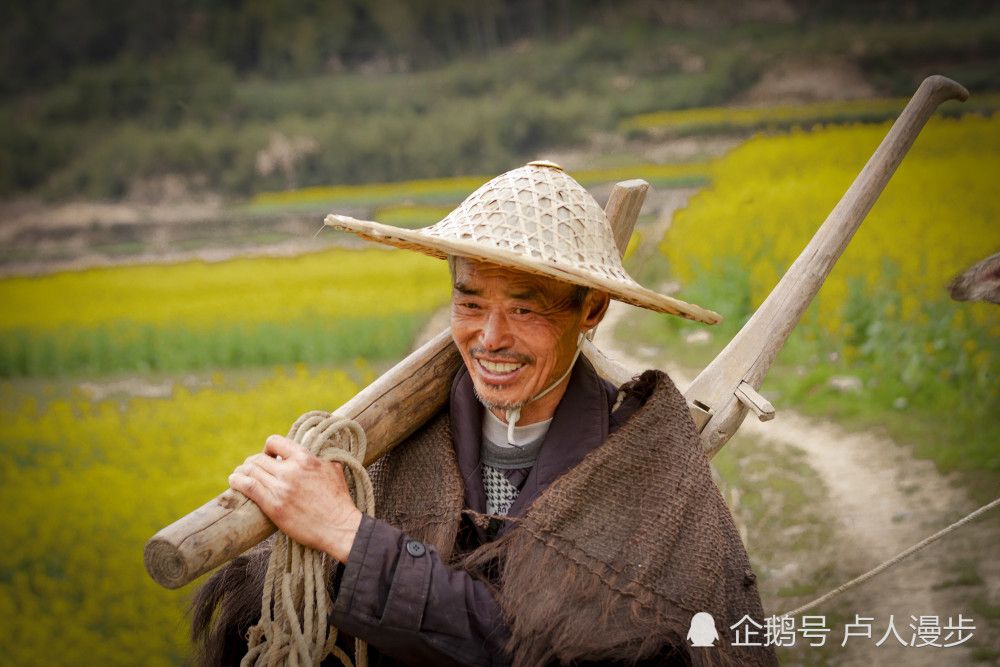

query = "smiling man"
[[193, 162, 777, 667], [450, 258, 608, 434]]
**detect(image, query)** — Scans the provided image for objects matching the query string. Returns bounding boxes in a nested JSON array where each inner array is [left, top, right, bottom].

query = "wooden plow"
[[145, 75, 969, 590]]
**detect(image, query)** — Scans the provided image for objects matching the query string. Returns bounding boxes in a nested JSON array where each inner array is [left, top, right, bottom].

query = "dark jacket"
[[330, 357, 632, 666]]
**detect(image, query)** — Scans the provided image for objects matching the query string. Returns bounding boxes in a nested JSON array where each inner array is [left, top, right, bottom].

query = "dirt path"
[[592, 190, 1000, 666]]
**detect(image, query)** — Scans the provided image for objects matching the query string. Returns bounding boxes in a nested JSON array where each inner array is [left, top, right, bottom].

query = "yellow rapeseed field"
[[0, 246, 451, 376], [663, 113, 1000, 334], [0, 246, 448, 332], [0, 366, 364, 666]]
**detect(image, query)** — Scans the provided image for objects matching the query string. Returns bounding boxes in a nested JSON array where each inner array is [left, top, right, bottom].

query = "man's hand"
[[228, 434, 363, 563]]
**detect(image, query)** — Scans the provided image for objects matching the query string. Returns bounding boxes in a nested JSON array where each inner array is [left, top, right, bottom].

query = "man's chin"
[[473, 384, 527, 414]]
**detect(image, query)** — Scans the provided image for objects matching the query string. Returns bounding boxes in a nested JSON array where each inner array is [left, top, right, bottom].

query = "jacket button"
[[406, 540, 426, 558]]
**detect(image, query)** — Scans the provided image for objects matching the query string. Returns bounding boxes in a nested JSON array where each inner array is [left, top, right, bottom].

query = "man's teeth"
[[480, 360, 522, 373]]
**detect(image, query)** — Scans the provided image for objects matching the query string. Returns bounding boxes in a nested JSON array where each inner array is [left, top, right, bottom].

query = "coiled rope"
[[780, 495, 1000, 618], [241, 411, 375, 667]]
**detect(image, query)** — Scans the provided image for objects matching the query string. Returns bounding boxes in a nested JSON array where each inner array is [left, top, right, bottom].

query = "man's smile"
[[475, 357, 526, 384], [478, 359, 523, 374]]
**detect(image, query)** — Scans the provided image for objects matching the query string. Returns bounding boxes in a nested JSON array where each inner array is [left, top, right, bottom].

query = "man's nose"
[[480, 309, 512, 350]]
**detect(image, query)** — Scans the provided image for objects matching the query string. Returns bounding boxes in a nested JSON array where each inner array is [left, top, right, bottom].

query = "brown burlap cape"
[[370, 370, 776, 666], [191, 370, 777, 666]]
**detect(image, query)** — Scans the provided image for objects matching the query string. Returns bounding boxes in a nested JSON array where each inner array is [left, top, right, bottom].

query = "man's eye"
[[512, 307, 531, 315], [460, 302, 480, 310]]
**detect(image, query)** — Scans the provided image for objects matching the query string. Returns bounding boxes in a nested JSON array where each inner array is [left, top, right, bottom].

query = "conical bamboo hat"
[[325, 161, 721, 324]]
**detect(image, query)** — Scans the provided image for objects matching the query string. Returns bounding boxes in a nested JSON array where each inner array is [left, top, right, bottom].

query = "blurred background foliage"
[[3, 0, 1000, 199]]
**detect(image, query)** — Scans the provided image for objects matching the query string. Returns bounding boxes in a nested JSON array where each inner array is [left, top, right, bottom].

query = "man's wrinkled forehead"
[[450, 257, 574, 304]]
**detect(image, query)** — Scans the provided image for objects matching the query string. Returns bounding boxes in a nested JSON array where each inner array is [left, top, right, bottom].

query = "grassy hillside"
[[4, 9, 999, 202]]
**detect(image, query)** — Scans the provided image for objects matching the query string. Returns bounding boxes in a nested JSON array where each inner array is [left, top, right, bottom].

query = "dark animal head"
[[948, 252, 1000, 305]]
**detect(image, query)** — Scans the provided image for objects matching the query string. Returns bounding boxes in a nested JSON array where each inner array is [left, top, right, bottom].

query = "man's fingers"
[[228, 470, 265, 505], [234, 454, 277, 480], [230, 455, 283, 509], [263, 434, 300, 460], [242, 452, 281, 476]]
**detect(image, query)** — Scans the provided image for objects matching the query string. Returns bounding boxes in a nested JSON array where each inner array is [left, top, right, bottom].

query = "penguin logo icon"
[[687, 612, 719, 647]]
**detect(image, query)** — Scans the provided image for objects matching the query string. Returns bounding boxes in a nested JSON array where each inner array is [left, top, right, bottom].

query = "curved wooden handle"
[[684, 75, 969, 458]]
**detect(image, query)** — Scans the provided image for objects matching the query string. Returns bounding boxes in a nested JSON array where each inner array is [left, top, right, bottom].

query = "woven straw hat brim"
[[325, 214, 722, 325]]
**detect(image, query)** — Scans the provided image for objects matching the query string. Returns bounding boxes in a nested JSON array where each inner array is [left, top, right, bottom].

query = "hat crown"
[[324, 162, 722, 323], [423, 164, 632, 283]]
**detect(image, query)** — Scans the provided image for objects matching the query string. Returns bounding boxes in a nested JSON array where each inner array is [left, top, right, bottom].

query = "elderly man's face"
[[450, 258, 608, 425]]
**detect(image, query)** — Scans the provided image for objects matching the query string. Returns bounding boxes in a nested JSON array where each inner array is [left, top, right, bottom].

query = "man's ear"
[[581, 291, 611, 331]]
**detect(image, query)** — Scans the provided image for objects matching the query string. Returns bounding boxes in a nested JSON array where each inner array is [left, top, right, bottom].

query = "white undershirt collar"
[[483, 408, 552, 447]]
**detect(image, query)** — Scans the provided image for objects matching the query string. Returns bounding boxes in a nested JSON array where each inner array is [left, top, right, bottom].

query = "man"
[[193, 162, 777, 666]]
